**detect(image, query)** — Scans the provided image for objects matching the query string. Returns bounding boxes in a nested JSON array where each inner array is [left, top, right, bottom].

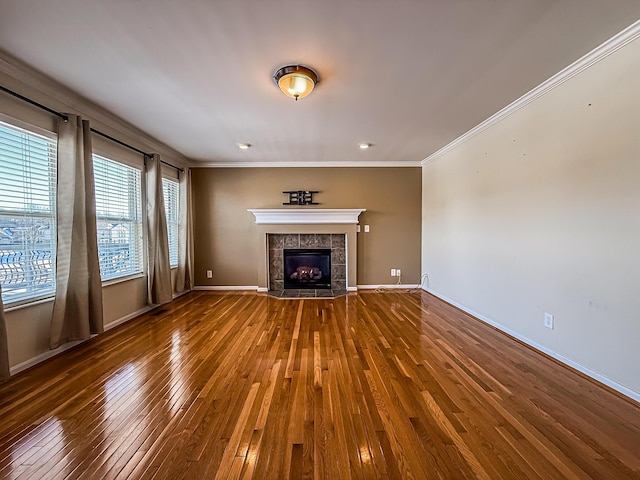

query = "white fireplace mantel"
[[248, 208, 366, 224]]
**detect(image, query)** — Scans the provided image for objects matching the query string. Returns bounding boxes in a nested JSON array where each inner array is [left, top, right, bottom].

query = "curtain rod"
[[1, 84, 184, 173], [0, 85, 68, 121]]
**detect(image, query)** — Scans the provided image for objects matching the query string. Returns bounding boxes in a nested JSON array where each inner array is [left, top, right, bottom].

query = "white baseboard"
[[8, 305, 155, 376], [195, 285, 359, 293], [424, 288, 640, 403], [192, 285, 259, 291], [10, 340, 85, 376], [357, 284, 420, 290], [172, 289, 192, 300], [104, 305, 154, 331]]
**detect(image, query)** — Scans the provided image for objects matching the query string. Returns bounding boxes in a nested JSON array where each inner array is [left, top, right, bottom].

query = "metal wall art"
[[282, 190, 319, 205]]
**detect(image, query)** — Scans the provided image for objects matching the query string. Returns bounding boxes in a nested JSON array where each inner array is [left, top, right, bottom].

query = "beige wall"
[[0, 50, 188, 372], [6, 280, 149, 368], [191, 167, 422, 287], [422, 36, 640, 397]]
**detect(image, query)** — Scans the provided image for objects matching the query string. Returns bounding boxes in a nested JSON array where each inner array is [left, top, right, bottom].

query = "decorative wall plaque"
[[283, 190, 319, 205]]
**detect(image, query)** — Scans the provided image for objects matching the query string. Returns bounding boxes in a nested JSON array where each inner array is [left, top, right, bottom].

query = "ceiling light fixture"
[[237, 143, 251, 149], [273, 65, 318, 101], [358, 143, 372, 149]]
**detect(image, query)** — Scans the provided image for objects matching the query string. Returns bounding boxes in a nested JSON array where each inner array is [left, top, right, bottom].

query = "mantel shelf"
[[248, 208, 366, 224]]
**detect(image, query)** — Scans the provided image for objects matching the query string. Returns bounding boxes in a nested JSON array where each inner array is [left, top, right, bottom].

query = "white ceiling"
[[0, 1, 639, 166]]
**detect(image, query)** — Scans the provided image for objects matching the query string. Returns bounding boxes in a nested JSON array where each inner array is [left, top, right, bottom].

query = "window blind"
[[162, 177, 179, 267], [0, 120, 57, 304], [93, 155, 143, 281]]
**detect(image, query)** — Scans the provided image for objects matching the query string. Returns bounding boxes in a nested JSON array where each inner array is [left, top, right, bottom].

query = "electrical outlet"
[[391, 268, 396, 277], [544, 312, 554, 329], [206, 270, 213, 279], [396, 269, 401, 277]]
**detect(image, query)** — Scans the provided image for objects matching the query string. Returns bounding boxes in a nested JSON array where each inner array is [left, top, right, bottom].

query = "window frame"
[[161, 176, 180, 268], [0, 115, 57, 307], [92, 154, 144, 283]]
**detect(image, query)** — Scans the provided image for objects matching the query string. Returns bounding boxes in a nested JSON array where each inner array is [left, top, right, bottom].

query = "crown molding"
[[0, 49, 188, 167], [190, 160, 421, 168], [421, 19, 640, 166]]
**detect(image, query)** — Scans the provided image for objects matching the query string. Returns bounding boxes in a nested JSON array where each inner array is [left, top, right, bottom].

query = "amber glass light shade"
[[273, 65, 318, 100]]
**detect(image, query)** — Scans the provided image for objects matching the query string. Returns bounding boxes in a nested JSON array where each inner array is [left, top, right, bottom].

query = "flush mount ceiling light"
[[358, 143, 372, 149], [273, 65, 318, 101], [237, 143, 251, 149]]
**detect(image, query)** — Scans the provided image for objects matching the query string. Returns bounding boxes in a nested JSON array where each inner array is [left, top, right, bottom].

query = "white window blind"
[[162, 177, 179, 267], [0, 120, 57, 304], [93, 155, 143, 281]]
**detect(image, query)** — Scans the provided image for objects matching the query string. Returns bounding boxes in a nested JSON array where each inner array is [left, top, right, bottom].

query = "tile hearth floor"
[[268, 289, 348, 299]]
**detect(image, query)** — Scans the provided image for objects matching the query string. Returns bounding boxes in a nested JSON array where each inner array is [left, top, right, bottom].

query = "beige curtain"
[[175, 168, 192, 293], [50, 115, 103, 350], [146, 154, 172, 305], [0, 285, 9, 378]]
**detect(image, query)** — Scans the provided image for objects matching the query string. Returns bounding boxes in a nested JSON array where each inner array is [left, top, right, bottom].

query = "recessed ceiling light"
[[358, 143, 372, 149], [237, 143, 251, 150]]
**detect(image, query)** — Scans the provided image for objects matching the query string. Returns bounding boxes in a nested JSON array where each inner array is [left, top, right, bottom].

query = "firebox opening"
[[284, 248, 331, 289]]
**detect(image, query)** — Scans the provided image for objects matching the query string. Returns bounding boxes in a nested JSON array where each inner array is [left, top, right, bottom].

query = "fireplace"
[[266, 233, 346, 295], [249, 209, 365, 296], [284, 249, 331, 289]]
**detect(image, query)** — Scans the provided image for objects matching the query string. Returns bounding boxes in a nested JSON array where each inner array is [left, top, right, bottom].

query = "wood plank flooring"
[[0, 291, 638, 479]]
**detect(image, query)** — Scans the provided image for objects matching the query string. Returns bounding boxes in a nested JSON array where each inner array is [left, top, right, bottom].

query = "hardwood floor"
[[0, 291, 638, 479]]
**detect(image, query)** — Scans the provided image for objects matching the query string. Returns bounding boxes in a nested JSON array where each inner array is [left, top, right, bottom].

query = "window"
[[93, 155, 143, 281], [162, 177, 179, 267], [0, 119, 57, 305]]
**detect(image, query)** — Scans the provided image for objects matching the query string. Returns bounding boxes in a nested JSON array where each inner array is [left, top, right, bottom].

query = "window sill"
[[101, 272, 145, 287], [4, 295, 55, 312], [3, 271, 171, 311]]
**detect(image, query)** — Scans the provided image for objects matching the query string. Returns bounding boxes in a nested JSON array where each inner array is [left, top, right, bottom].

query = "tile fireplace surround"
[[248, 209, 365, 298], [267, 233, 346, 298]]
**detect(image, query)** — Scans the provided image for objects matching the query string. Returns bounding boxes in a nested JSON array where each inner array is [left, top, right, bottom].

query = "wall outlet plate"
[[206, 270, 213, 279], [391, 268, 396, 277], [544, 312, 554, 329]]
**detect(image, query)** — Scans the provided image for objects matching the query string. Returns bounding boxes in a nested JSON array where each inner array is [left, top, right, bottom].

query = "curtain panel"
[[175, 168, 192, 294], [0, 285, 9, 378], [50, 115, 103, 350], [146, 154, 172, 305]]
